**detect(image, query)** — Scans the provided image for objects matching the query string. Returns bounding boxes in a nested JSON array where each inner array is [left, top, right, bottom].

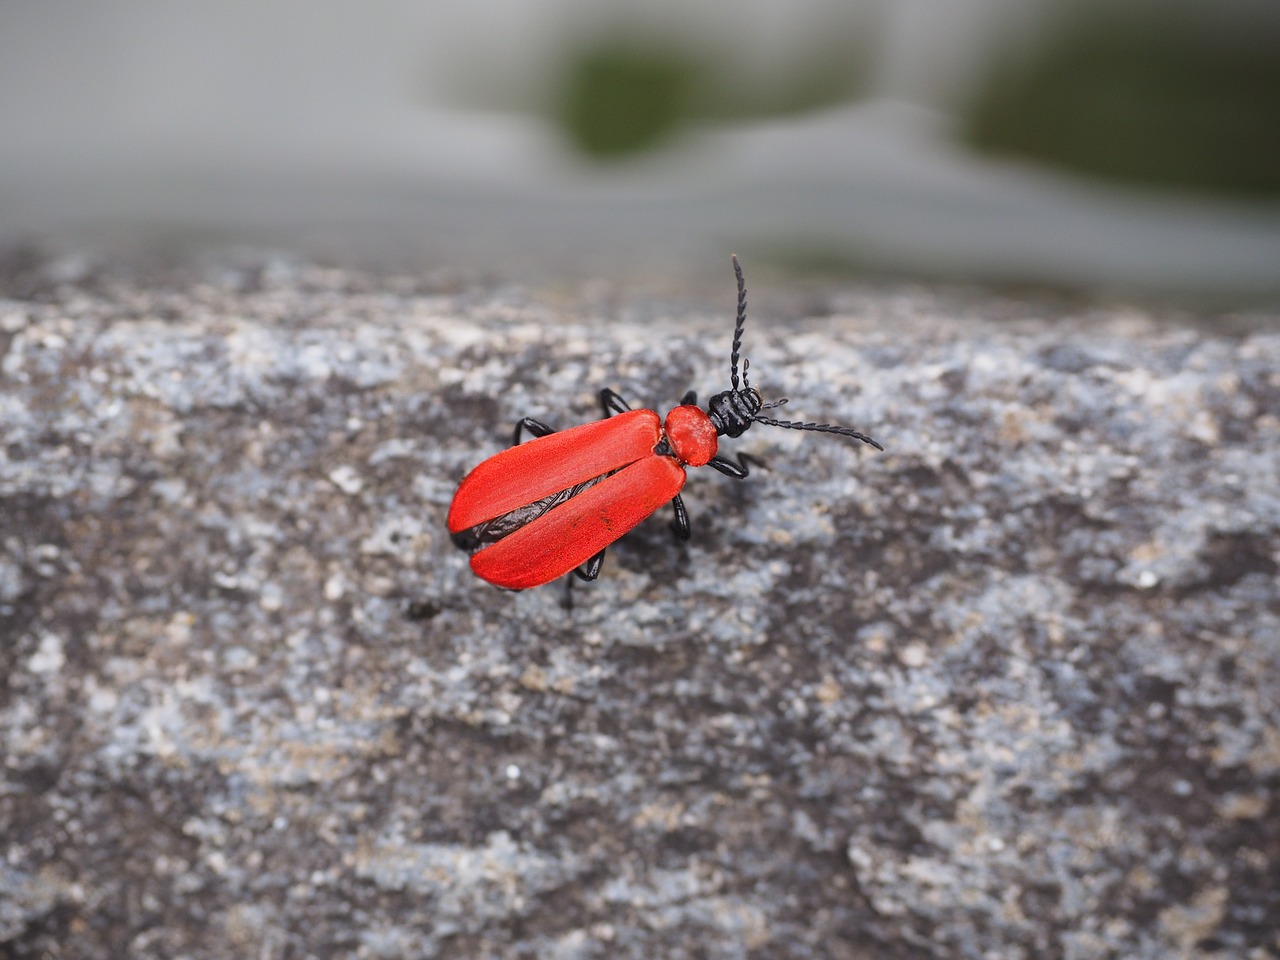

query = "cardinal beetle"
[[448, 256, 882, 589]]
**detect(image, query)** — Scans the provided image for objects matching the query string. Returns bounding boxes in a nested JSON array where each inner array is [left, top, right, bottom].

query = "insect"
[[448, 255, 882, 590]]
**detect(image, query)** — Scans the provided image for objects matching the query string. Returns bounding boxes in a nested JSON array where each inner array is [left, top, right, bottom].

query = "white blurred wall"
[[1, 1, 1277, 297]]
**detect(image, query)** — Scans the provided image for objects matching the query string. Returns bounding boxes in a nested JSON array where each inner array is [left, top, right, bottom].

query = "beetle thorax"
[[706, 388, 763, 439], [663, 405, 718, 467]]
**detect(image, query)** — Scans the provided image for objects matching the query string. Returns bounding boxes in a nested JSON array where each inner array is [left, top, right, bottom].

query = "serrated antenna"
[[729, 254, 747, 392], [752, 415, 885, 451]]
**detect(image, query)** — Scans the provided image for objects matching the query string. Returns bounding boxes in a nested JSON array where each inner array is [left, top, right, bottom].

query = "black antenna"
[[706, 255, 883, 451], [753, 415, 885, 451], [729, 254, 747, 391]]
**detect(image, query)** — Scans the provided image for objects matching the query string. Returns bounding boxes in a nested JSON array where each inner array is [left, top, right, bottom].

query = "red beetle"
[[448, 256, 882, 589]]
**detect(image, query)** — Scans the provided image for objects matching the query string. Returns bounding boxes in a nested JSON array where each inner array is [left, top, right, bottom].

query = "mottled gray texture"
[[1, 249, 1277, 959]]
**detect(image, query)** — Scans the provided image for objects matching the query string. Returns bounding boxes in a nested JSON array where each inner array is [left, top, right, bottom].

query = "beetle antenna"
[[729, 254, 747, 392], [752, 415, 884, 451]]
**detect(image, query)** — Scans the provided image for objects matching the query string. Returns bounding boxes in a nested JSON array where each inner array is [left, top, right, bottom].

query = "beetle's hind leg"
[[513, 418, 556, 445], [563, 552, 601, 611], [600, 388, 632, 418], [669, 494, 691, 541], [562, 548, 607, 611], [515, 388, 630, 445], [707, 452, 767, 480], [574, 549, 606, 581]]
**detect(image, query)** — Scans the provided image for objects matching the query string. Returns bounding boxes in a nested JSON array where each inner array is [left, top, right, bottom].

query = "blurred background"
[[2, 0, 1278, 302]]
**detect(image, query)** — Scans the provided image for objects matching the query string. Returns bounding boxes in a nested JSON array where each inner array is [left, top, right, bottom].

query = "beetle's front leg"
[[707, 452, 766, 480]]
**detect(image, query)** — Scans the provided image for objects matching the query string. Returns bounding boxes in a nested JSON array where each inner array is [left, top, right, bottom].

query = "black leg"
[[600, 388, 631, 417], [574, 549, 606, 581], [565, 549, 606, 610], [707, 452, 766, 480], [678, 390, 697, 406], [513, 417, 557, 445], [669, 494, 691, 541]]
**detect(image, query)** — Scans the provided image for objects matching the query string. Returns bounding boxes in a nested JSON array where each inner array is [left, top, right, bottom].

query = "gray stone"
[[1, 248, 1277, 958]]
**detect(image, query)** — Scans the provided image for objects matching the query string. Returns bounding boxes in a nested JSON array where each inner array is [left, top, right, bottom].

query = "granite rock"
[[1, 249, 1277, 959]]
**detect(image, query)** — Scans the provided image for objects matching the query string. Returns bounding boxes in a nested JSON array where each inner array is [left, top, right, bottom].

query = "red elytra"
[[448, 256, 882, 590]]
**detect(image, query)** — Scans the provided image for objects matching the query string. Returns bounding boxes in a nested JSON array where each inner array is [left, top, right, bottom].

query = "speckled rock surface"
[[1, 249, 1277, 959]]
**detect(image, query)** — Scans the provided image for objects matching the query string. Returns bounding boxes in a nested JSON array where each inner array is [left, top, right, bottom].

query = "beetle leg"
[[512, 417, 557, 445], [564, 548, 606, 611], [707, 452, 767, 480], [574, 548, 607, 581], [600, 388, 632, 418], [678, 390, 697, 406], [669, 493, 691, 541]]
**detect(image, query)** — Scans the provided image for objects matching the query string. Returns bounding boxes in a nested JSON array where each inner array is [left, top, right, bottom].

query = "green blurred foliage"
[[964, 2, 1280, 198], [557, 31, 871, 160], [560, 46, 696, 157]]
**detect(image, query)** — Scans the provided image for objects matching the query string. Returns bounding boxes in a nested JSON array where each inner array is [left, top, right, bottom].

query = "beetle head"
[[714, 255, 884, 450]]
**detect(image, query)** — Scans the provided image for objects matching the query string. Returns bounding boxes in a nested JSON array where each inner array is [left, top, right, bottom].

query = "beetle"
[[448, 255, 882, 590]]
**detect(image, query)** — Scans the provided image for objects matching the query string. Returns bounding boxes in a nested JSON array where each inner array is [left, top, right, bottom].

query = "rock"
[[1, 248, 1277, 958]]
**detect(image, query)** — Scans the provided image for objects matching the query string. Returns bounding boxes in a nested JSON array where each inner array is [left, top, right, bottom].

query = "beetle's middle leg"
[[669, 494, 691, 541]]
